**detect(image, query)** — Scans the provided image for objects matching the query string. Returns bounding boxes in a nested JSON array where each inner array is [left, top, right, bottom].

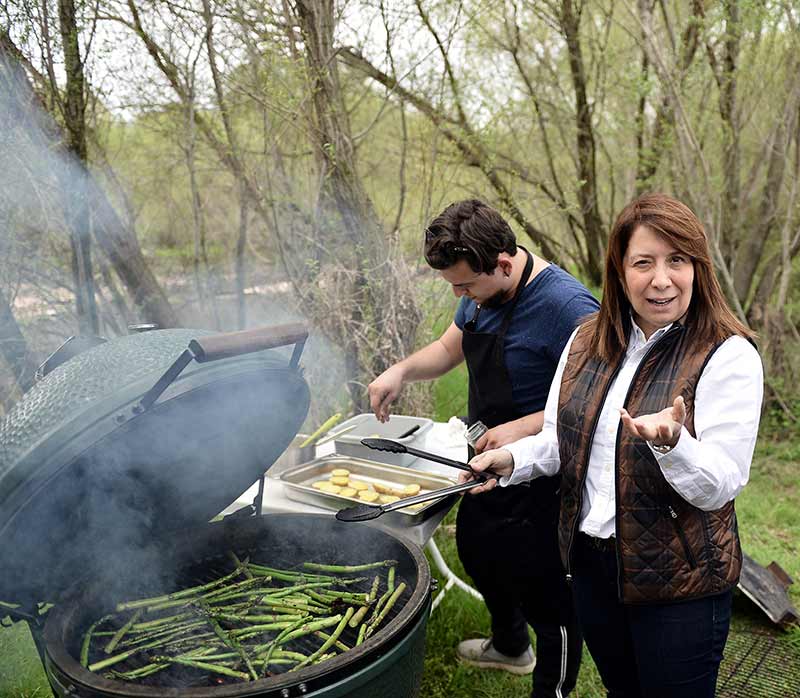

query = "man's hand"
[[619, 395, 686, 449], [473, 415, 541, 454], [368, 365, 405, 423], [456, 449, 515, 494]]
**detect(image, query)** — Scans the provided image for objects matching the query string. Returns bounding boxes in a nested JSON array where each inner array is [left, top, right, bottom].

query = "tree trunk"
[[57, 0, 99, 334], [0, 288, 37, 394], [559, 0, 605, 282], [0, 29, 179, 330], [236, 185, 248, 330], [293, 0, 422, 411]]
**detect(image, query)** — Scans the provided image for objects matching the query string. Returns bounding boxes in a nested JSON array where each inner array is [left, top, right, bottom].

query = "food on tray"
[[357, 490, 380, 502], [331, 468, 351, 477], [402, 484, 421, 496], [339, 487, 358, 498], [372, 482, 393, 495], [330, 476, 350, 486], [312, 480, 343, 493], [379, 495, 401, 504], [349, 480, 370, 491]]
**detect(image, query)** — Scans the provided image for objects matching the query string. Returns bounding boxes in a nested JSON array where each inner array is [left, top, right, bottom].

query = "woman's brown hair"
[[586, 193, 754, 363]]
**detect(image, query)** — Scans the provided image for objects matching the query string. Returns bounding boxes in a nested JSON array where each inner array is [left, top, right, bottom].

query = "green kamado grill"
[[0, 324, 432, 697]]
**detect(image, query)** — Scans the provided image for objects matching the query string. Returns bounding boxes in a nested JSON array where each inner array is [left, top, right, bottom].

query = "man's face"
[[439, 259, 507, 306]]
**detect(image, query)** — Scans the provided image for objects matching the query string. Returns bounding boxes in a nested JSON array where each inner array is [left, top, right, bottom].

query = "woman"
[[466, 193, 763, 698]]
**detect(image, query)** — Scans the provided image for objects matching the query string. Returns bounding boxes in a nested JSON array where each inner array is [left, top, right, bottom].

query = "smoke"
[[0, 35, 394, 624], [0, 44, 95, 350]]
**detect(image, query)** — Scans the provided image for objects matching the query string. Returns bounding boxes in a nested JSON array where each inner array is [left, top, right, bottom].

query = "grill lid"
[[0, 324, 310, 604]]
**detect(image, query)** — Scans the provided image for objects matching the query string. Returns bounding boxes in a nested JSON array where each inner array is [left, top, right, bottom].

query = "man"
[[368, 199, 598, 698]]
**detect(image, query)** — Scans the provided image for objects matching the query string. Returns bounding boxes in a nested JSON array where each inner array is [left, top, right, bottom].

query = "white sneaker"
[[456, 637, 536, 675]]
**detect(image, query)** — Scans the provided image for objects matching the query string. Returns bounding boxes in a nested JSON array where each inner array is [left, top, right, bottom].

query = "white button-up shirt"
[[503, 321, 764, 539]]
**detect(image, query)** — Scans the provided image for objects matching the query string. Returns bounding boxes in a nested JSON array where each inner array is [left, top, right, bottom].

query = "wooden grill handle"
[[189, 323, 308, 363]]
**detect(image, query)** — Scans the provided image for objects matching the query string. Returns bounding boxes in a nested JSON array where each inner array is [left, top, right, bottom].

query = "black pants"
[[456, 484, 582, 698], [571, 533, 733, 698]]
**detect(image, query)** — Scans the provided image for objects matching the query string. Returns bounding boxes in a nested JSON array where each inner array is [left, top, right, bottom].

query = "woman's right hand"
[[457, 448, 515, 494]]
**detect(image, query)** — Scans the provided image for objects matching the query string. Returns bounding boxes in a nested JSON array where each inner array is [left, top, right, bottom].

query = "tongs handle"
[[403, 445, 475, 473], [361, 437, 476, 474]]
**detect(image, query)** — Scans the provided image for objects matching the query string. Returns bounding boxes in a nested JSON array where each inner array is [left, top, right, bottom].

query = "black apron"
[[455, 249, 565, 644]]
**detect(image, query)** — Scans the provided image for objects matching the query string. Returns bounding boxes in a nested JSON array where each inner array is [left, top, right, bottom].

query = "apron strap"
[[491, 249, 533, 363], [467, 248, 533, 332]]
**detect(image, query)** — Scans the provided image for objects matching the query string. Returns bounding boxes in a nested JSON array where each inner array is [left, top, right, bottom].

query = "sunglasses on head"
[[424, 228, 470, 253]]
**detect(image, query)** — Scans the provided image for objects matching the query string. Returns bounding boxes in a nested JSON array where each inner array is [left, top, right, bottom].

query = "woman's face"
[[622, 225, 694, 339]]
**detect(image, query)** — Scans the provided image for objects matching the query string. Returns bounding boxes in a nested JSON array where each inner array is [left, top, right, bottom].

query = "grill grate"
[[82, 543, 409, 688], [717, 628, 800, 697]]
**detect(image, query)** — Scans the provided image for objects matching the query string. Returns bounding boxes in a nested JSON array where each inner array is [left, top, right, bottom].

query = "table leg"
[[425, 539, 483, 612]]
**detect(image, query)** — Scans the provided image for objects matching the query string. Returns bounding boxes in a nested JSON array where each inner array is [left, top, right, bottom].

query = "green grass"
[[2, 428, 798, 697]]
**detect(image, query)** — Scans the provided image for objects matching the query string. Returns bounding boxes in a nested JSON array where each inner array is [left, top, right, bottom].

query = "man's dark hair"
[[424, 199, 517, 273]]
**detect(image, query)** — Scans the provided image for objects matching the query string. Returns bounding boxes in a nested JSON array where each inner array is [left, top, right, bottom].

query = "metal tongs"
[[335, 438, 496, 522]]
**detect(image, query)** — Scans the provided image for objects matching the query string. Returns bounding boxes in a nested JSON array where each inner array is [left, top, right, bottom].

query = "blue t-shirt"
[[454, 264, 599, 416]]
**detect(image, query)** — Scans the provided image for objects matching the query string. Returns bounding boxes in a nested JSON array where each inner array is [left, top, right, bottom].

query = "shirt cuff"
[[649, 426, 694, 469], [500, 442, 533, 486], [650, 425, 708, 504]]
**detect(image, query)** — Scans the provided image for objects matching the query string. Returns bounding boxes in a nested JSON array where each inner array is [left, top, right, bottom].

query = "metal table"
[[221, 421, 483, 609]]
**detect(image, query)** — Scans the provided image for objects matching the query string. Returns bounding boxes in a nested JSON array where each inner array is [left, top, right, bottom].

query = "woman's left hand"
[[619, 395, 686, 448]]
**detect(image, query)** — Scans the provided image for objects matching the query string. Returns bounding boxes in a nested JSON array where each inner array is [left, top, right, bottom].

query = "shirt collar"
[[627, 314, 673, 354]]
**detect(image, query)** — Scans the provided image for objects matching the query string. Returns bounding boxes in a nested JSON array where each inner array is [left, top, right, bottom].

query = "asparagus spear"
[[116, 565, 246, 611], [292, 607, 354, 670], [229, 622, 298, 637], [104, 609, 142, 654], [156, 655, 250, 681], [365, 583, 406, 639], [259, 616, 311, 675], [302, 561, 397, 573], [350, 575, 380, 628], [80, 614, 113, 667], [348, 605, 370, 628], [314, 630, 350, 652], [228, 552, 253, 579], [133, 611, 193, 631], [196, 600, 258, 680], [368, 575, 381, 603]]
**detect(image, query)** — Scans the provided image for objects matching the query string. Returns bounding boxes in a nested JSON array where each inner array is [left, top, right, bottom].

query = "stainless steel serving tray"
[[279, 455, 457, 527]]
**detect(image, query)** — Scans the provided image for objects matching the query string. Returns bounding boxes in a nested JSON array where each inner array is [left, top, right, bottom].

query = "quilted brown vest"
[[557, 322, 742, 604]]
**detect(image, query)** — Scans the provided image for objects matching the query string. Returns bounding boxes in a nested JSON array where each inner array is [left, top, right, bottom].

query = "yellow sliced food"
[[379, 495, 401, 504], [339, 487, 357, 498], [318, 482, 342, 493], [403, 484, 421, 496], [373, 482, 394, 495], [349, 480, 370, 491], [357, 490, 380, 502], [311, 480, 327, 490], [330, 476, 350, 487], [330, 468, 350, 478]]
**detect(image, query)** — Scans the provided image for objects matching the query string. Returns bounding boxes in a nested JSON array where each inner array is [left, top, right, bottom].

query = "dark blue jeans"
[[571, 533, 733, 698]]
